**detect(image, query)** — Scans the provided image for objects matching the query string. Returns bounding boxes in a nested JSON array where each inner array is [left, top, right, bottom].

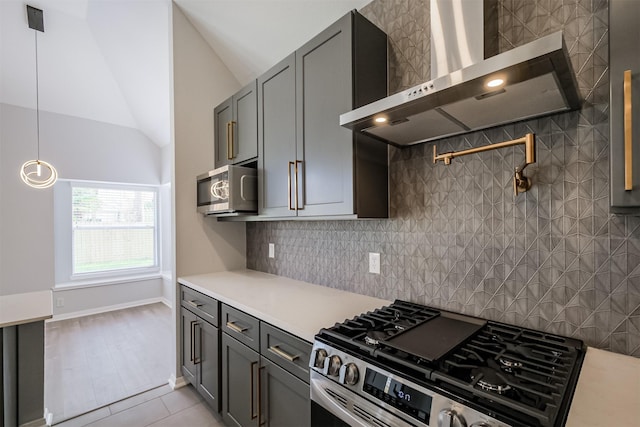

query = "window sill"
[[54, 273, 162, 291]]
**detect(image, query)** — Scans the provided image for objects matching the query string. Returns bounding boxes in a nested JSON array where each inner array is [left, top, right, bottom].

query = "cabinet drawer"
[[221, 304, 260, 351], [260, 322, 311, 383], [181, 286, 219, 327]]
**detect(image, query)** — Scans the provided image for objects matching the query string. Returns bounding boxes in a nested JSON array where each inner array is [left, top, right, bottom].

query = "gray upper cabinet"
[[610, 0, 640, 211], [258, 54, 298, 217], [256, 10, 389, 219], [215, 81, 258, 169]]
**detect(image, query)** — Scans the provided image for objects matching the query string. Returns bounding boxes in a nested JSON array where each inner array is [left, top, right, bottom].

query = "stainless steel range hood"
[[340, 0, 581, 147]]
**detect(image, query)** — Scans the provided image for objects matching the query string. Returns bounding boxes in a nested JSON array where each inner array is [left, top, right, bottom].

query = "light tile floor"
[[55, 384, 225, 427]]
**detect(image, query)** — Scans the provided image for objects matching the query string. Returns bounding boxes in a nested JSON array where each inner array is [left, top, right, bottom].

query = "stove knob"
[[438, 409, 467, 427], [313, 348, 328, 369], [339, 363, 359, 385], [327, 355, 342, 376]]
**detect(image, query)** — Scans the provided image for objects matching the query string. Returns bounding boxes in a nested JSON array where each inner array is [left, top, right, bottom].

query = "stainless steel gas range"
[[309, 300, 585, 427]]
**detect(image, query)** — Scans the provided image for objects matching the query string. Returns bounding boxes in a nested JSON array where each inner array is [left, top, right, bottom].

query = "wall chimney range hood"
[[340, 0, 581, 147]]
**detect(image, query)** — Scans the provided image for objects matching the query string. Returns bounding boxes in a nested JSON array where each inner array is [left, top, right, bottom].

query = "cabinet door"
[[180, 308, 197, 385], [222, 333, 260, 427], [258, 54, 298, 217], [259, 357, 310, 427], [296, 12, 354, 217], [232, 81, 258, 164], [196, 320, 220, 411], [610, 0, 640, 209], [214, 97, 233, 169]]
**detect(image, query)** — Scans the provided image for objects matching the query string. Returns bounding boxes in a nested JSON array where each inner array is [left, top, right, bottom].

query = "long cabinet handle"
[[189, 320, 197, 362], [250, 361, 258, 420], [268, 345, 299, 362], [288, 161, 295, 210], [625, 70, 633, 191], [258, 366, 266, 426], [194, 323, 201, 365], [227, 121, 233, 160], [226, 321, 248, 333], [230, 120, 236, 159], [294, 160, 302, 210]]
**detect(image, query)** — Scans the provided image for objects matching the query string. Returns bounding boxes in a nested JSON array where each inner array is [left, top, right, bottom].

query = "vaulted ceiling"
[[0, 0, 370, 148]]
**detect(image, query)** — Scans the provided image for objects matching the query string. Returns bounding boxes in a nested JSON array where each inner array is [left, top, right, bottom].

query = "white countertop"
[[566, 347, 640, 427], [178, 269, 390, 342], [0, 290, 52, 328], [178, 270, 640, 426]]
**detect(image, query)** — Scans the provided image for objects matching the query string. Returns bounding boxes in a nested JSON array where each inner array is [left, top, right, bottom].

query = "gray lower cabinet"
[[181, 306, 220, 411], [220, 303, 311, 427], [259, 356, 310, 427], [256, 10, 388, 219], [221, 332, 260, 427], [180, 307, 198, 384], [215, 81, 258, 169], [197, 319, 220, 408], [610, 0, 640, 211]]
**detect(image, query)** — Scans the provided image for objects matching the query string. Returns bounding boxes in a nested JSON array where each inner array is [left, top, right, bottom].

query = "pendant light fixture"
[[20, 5, 58, 189]]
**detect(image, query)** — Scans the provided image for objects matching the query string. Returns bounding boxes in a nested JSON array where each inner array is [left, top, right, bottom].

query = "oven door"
[[310, 371, 414, 427]]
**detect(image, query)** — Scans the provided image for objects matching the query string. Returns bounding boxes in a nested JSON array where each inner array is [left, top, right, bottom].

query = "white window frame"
[[66, 180, 161, 282]]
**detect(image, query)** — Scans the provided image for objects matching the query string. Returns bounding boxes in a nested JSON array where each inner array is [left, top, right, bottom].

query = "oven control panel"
[[310, 341, 510, 427], [363, 368, 433, 423]]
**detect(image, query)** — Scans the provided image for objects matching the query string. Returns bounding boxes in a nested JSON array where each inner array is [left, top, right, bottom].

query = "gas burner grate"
[[433, 321, 584, 427]]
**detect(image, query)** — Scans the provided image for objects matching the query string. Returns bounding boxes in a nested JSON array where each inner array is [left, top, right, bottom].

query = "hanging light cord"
[[34, 30, 40, 161]]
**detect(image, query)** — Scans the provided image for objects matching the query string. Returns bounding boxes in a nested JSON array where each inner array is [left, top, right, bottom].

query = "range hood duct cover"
[[340, 0, 580, 147]]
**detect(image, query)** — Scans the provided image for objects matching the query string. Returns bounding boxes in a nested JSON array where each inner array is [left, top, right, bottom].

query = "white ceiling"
[[0, 0, 370, 147]]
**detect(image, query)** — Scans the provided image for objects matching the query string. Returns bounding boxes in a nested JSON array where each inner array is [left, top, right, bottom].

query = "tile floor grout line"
[[53, 383, 170, 426]]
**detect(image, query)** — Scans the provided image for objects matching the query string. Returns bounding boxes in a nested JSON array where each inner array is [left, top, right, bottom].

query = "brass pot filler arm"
[[433, 133, 536, 196]]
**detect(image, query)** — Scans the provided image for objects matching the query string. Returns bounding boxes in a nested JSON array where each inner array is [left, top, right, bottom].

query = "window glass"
[[71, 185, 158, 275]]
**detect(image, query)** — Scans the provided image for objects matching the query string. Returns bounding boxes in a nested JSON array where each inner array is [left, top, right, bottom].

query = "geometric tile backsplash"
[[247, 0, 640, 357]]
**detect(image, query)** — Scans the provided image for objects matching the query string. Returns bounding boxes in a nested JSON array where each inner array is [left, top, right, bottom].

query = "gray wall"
[[247, 0, 640, 357], [0, 103, 163, 300]]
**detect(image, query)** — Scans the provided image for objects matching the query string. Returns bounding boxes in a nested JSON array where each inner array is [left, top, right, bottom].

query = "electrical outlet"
[[268, 243, 275, 258], [56, 297, 64, 307], [369, 252, 380, 274]]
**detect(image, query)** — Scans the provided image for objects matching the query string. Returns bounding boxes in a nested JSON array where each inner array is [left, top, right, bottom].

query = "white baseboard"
[[160, 297, 172, 308], [50, 297, 170, 321], [43, 408, 53, 426], [169, 374, 188, 390]]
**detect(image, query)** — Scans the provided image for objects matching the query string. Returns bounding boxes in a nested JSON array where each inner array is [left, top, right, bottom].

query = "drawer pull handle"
[[186, 300, 203, 309], [226, 321, 248, 333], [268, 345, 299, 362], [625, 69, 633, 191]]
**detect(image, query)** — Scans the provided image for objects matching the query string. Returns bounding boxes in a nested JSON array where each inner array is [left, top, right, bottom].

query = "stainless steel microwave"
[[196, 165, 257, 215]]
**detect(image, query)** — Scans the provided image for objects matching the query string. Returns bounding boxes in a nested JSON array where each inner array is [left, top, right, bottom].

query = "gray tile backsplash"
[[247, 0, 640, 357]]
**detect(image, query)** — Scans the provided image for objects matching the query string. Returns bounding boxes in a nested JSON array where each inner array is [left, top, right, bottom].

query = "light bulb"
[[37, 161, 42, 176], [487, 78, 505, 88]]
